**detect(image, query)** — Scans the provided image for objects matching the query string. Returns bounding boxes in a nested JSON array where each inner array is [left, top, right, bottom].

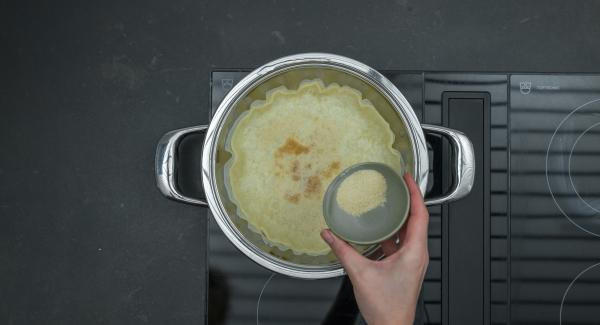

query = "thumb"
[[321, 229, 366, 275]]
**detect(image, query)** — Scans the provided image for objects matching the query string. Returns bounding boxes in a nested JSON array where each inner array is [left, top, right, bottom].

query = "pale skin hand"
[[321, 173, 430, 325]]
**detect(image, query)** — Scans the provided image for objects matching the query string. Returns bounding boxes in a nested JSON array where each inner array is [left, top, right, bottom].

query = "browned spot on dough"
[[275, 138, 310, 157], [321, 161, 341, 178], [305, 163, 312, 169], [292, 175, 300, 181], [331, 161, 340, 170], [304, 175, 322, 197], [285, 193, 301, 204]]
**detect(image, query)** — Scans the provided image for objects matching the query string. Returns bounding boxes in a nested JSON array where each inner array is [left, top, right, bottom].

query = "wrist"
[[371, 310, 415, 325]]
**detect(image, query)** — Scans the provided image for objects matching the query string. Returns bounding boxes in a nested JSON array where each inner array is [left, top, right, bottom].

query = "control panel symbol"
[[221, 79, 234, 90], [520, 81, 532, 95]]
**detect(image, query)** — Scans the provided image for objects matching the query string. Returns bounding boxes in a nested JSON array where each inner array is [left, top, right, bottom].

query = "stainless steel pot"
[[155, 53, 475, 279]]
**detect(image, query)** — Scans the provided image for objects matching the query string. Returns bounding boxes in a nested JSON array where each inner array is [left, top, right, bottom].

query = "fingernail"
[[321, 229, 335, 245]]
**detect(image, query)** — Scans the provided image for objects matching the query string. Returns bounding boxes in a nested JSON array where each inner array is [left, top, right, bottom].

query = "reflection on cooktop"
[[546, 98, 600, 235], [510, 75, 600, 325]]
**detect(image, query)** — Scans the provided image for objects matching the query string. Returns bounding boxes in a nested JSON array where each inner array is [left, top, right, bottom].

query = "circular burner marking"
[[546, 98, 600, 237], [560, 262, 600, 325]]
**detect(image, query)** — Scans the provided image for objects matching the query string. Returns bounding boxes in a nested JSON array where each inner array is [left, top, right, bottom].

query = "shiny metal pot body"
[[155, 53, 474, 279]]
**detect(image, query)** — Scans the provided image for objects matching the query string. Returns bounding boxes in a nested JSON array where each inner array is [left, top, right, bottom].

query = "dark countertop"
[[2, 1, 600, 324]]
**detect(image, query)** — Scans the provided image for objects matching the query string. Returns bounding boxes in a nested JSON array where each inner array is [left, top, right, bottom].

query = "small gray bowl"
[[323, 162, 410, 245]]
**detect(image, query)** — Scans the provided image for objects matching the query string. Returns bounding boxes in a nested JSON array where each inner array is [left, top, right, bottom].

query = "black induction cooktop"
[[207, 71, 600, 325]]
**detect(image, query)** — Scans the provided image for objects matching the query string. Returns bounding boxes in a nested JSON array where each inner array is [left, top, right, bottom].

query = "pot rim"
[[201, 53, 429, 279]]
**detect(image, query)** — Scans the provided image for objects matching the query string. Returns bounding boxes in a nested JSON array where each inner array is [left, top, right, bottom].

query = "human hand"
[[320, 173, 430, 325]]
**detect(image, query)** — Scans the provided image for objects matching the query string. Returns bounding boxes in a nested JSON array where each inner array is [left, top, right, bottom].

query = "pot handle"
[[155, 125, 209, 206], [421, 124, 475, 206]]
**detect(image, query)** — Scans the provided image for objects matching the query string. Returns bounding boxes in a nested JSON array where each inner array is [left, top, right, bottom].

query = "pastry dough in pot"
[[226, 80, 404, 255]]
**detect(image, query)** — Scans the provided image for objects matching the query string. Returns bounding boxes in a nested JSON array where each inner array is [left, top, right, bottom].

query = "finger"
[[397, 222, 408, 246], [383, 207, 409, 260], [321, 229, 366, 275], [402, 173, 430, 248], [380, 234, 399, 257], [404, 172, 428, 217]]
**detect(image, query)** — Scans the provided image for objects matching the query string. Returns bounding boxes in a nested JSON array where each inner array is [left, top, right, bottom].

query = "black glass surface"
[[509, 75, 600, 324]]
